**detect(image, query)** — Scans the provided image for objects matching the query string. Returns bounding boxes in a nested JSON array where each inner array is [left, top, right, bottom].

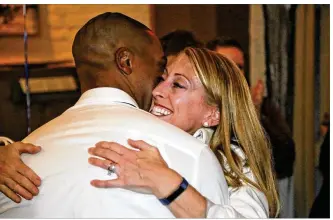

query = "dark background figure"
[[206, 37, 248, 83], [309, 126, 330, 218], [260, 98, 296, 179], [160, 29, 203, 57]]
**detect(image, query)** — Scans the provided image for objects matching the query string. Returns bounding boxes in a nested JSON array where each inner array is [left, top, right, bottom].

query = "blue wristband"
[[159, 177, 189, 206]]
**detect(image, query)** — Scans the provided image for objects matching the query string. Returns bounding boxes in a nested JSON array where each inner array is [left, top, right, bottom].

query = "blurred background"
[[0, 4, 330, 218]]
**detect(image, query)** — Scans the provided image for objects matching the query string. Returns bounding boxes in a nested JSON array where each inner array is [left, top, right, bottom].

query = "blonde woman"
[[89, 47, 280, 218]]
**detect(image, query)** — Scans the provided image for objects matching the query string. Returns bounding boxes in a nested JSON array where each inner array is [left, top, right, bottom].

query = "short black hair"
[[206, 36, 244, 53], [72, 12, 151, 70], [160, 30, 203, 56], [72, 12, 155, 91]]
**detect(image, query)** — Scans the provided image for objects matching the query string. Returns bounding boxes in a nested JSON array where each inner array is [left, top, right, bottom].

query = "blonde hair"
[[183, 47, 280, 217]]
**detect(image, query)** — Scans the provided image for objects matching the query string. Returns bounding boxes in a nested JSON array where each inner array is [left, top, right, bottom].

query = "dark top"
[[261, 98, 296, 179]]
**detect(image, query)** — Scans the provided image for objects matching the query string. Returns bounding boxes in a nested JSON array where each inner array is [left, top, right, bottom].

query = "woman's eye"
[[173, 82, 185, 89]]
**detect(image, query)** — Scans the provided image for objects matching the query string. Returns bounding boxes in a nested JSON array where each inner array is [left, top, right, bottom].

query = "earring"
[[203, 122, 209, 127]]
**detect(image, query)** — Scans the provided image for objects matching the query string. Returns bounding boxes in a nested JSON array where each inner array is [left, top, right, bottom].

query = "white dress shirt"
[[194, 128, 269, 218], [0, 88, 228, 218]]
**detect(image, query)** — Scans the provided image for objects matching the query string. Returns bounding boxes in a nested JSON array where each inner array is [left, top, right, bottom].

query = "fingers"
[[0, 142, 41, 203], [90, 179, 124, 188], [94, 141, 138, 162], [3, 159, 40, 196], [6, 142, 42, 186], [2, 177, 33, 200], [0, 184, 21, 203], [96, 141, 133, 155], [88, 147, 121, 163], [127, 139, 154, 151], [9, 171, 39, 197], [17, 163, 41, 187], [15, 168, 40, 195], [14, 142, 42, 155], [129, 140, 162, 161], [88, 157, 116, 171]]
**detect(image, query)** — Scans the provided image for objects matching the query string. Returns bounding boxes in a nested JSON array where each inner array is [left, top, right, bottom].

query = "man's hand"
[[0, 142, 42, 203]]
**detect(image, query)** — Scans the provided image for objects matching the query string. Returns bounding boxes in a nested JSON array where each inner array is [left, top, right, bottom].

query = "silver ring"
[[107, 163, 116, 176]]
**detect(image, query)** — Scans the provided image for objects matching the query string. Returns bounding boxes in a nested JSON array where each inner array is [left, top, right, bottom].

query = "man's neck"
[[77, 87, 140, 109], [78, 70, 143, 109], [80, 84, 142, 109]]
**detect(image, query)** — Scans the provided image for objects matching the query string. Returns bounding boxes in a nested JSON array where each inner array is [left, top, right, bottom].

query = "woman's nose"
[[152, 81, 169, 99]]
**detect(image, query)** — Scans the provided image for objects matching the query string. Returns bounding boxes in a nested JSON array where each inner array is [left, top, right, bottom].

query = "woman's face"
[[150, 53, 217, 134]]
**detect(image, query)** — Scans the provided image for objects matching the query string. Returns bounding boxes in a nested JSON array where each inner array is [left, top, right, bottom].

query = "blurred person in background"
[[309, 114, 330, 218], [160, 29, 203, 63]]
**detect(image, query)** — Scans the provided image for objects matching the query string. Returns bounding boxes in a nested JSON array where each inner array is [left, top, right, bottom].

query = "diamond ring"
[[107, 163, 117, 176]]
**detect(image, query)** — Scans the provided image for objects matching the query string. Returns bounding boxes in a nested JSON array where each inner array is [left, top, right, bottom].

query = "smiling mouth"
[[150, 105, 173, 117]]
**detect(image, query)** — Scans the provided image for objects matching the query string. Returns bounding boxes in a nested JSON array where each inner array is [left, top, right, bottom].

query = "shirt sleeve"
[[193, 146, 229, 206], [206, 180, 269, 218], [197, 145, 269, 218]]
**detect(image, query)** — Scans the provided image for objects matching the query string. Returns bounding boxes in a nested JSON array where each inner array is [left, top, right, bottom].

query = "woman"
[[0, 48, 279, 218], [88, 47, 279, 217]]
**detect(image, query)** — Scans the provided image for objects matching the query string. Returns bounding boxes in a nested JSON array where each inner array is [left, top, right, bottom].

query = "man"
[[207, 36, 296, 217], [160, 29, 203, 63], [309, 126, 330, 218], [0, 13, 228, 217], [206, 37, 245, 75]]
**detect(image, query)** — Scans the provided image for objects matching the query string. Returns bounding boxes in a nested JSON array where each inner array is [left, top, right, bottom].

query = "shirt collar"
[[193, 128, 214, 145], [74, 87, 139, 109]]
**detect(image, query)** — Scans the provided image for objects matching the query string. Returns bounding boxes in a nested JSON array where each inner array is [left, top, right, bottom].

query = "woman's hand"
[[0, 142, 42, 203], [88, 139, 183, 198], [88, 139, 208, 218]]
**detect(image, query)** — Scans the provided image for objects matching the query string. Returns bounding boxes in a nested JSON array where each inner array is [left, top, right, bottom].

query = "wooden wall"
[[0, 5, 152, 65]]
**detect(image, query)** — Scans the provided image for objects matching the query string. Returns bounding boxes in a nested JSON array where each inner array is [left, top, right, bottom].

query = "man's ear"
[[203, 107, 220, 127], [115, 47, 134, 75]]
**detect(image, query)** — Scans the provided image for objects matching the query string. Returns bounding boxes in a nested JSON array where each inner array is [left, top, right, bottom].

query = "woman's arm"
[[88, 140, 207, 218], [0, 142, 41, 203], [88, 139, 269, 218]]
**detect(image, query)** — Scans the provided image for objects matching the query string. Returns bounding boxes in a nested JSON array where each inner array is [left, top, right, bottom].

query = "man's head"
[[72, 12, 166, 111], [206, 37, 245, 75], [160, 30, 203, 64]]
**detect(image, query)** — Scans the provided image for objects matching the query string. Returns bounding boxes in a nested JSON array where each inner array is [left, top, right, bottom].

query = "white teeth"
[[151, 106, 171, 116]]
